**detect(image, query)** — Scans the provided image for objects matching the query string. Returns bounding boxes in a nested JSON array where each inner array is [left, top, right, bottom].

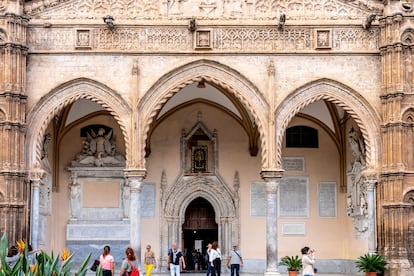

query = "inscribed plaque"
[[141, 183, 155, 217], [282, 157, 305, 172], [279, 177, 309, 217], [318, 182, 337, 217], [282, 222, 306, 236], [250, 182, 266, 217]]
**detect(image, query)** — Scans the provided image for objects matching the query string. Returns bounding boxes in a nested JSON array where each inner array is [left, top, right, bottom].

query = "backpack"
[[127, 260, 140, 276]]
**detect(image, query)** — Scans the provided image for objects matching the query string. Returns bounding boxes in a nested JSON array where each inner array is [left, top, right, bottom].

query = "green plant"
[[0, 233, 91, 276], [279, 255, 303, 271], [355, 253, 387, 273]]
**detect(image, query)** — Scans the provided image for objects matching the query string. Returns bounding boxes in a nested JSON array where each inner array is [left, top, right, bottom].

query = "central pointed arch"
[[137, 59, 269, 168], [275, 78, 381, 170]]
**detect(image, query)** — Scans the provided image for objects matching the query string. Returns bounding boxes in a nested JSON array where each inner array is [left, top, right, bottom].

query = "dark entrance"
[[183, 197, 218, 271]]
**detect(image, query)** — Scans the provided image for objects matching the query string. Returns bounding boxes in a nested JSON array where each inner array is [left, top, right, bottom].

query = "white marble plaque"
[[282, 157, 305, 172], [250, 182, 266, 217], [282, 222, 306, 236], [141, 183, 156, 217], [279, 177, 309, 217], [318, 182, 337, 217]]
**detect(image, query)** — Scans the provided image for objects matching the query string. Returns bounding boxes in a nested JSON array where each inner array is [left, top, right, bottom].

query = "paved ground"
[[84, 271, 362, 276]]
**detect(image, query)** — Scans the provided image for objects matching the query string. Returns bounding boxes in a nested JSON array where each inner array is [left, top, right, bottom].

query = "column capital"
[[260, 169, 284, 180], [28, 168, 46, 182], [364, 179, 378, 191], [124, 168, 147, 179]]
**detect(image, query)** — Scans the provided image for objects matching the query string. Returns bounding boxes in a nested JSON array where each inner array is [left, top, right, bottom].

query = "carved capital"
[[260, 169, 284, 180], [29, 168, 46, 181]]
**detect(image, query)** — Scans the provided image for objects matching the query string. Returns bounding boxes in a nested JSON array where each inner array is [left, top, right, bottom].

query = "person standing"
[[301, 246, 315, 276], [205, 243, 212, 276], [120, 247, 139, 276], [227, 244, 243, 276], [144, 244, 157, 276], [209, 241, 221, 276], [100, 245, 115, 276], [167, 242, 186, 276]]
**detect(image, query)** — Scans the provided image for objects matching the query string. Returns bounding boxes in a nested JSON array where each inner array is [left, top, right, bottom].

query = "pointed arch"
[[137, 59, 269, 168], [275, 78, 381, 170], [25, 78, 131, 170]]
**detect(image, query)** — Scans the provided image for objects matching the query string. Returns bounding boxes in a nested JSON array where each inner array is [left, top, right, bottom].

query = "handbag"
[[90, 259, 100, 271]]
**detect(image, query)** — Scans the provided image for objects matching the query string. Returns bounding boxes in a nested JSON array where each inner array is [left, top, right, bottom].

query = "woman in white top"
[[301, 246, 315, 276], [210, 241, 221, 276]]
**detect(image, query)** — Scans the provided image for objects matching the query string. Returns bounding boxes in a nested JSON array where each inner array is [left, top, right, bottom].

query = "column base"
[[264, 269, 281, 276]]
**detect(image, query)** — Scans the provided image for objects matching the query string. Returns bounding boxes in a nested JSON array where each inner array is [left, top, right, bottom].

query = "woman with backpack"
[[120, 247, 140, 276]]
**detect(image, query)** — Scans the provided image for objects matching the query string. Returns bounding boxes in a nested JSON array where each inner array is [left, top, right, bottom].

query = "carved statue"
[[69, 182, 81, 219], [121, 180, 130, 219], [73, 126, 126, 167], [348, 127, 366, 168], [41, 133, 52, 160]]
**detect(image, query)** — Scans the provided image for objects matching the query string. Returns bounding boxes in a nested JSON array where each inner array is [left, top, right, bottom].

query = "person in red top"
[[100, 245, 115, 276]]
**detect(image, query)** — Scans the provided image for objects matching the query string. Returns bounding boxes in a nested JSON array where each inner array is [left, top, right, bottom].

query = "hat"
[[233, 243, 238, 247]]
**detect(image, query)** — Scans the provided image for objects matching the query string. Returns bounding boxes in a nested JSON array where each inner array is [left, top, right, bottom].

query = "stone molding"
[[24, 0, 382, 21], [26, 26, 380, 53]]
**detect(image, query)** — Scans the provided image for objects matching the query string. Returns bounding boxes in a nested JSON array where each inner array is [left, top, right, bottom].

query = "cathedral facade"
[[0, 0, 413, 275]]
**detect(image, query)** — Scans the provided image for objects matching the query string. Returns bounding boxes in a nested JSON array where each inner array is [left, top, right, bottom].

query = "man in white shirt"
[[227, 244, 243, 276]]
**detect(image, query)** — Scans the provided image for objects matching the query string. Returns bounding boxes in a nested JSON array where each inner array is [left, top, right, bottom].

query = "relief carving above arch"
[[24, 0, 383, 20]]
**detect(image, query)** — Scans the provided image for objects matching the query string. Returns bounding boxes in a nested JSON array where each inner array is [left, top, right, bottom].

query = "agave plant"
[[0, 233, 91, 276]]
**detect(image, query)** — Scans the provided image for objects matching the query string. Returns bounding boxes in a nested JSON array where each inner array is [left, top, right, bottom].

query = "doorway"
[[183, 197, 218, 271]]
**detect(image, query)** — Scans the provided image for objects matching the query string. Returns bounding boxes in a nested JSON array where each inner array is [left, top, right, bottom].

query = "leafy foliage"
[[355, 253, 387, 273], [279, 255, 303, 271], [0, 233, 91, 276]]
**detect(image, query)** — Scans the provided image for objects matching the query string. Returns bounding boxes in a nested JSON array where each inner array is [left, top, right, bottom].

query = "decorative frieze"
[[24, 0, 382, 20], [27, 26, 380, 53]]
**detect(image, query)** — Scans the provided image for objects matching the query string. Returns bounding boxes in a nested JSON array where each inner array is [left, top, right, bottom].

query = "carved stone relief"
[[27, 26, 379, 53], [24, 0, 382, 20]]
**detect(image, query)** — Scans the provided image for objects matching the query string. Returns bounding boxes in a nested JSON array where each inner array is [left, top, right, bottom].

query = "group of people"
[[166, 241, 243, 276], [97, 244, 157, 276]]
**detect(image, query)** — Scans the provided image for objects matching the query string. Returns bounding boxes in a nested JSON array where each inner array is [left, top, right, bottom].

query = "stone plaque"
[[83, 181, 120, 208], [282, 222, 306, 236], [141, 183, 155, 217], [282, 157, 305, 172], [315, 29, 332, 49], [250, 182, 266, 217], [195, 29, 212, 49], [318, 182, 337, 217], [279, 177, 309, 217]]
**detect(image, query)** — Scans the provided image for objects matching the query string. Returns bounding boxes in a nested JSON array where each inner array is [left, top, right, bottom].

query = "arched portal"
[[183, 197, 218, 271], [161, 174, 238, 265]]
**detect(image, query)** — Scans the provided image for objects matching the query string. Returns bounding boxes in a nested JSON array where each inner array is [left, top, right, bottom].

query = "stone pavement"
[[84, 271, 363, 276]]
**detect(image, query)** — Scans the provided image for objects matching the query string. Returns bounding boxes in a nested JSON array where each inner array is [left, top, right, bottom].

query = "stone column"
[[261, 170, 283, 276], [125, 169, 146, 266], [365, 178, 377, 253], [29, 169, 45, 250]]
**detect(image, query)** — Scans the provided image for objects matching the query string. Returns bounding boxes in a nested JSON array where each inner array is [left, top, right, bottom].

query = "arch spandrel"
[[26, 78, 132, 170], [275, 78, 381, 171], [138, 59, 270, 169]]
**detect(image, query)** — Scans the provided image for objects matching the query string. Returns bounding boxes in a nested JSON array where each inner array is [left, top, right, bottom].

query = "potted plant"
[[279, 255, 302, 276], [355, 253, 387, 276]]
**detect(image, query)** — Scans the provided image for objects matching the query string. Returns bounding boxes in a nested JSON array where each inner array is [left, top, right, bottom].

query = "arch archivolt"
[[138, 59, 269, 168], [163, 176, 236, 220], [275, 78, 381, 171], [25, 78, 131, 170]]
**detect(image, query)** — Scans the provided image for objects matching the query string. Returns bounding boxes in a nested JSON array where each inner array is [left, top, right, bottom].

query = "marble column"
[[365, 178, 377, 253], [126, 169, 146, 267], [261, 170, 283, 276], [29, 169, 45, 250]]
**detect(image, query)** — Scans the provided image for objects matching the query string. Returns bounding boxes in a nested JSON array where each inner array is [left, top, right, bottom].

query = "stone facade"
[[0, 0, 414, 275]]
